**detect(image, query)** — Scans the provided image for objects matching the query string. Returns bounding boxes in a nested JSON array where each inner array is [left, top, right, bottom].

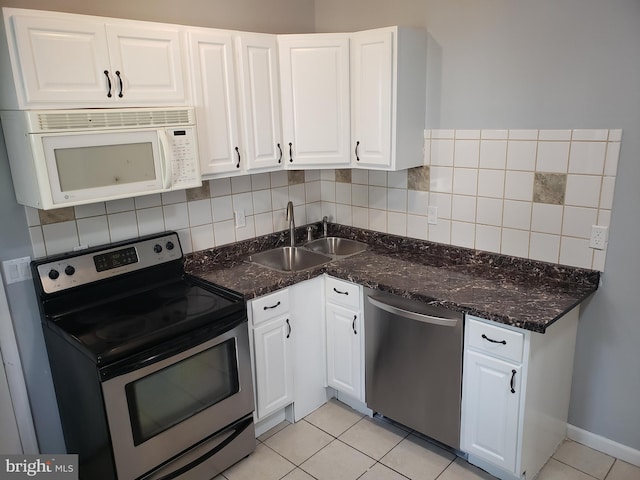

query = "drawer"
[[466, 317, 524, 363], [251, 289, 290, 325], [326, 276, 360, 310]]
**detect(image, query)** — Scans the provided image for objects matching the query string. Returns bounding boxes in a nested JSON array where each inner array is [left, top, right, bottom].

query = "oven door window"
[[125, 338, 239, 446]]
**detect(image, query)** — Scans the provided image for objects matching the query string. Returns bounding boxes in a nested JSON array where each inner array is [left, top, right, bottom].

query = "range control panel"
[[34, 232, 182, 294]]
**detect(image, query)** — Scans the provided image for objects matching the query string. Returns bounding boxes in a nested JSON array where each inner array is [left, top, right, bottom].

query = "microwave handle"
[[158, 130, 173, 190]]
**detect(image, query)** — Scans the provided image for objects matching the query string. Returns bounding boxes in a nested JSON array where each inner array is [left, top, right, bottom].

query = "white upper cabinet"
[[235, 33, 284, 171], [351, 27, 427, 170], [189, 29, 283, 177], [188, 29, 241, 176], [278, 34, 351, 168], [3, 8, 187, 109]]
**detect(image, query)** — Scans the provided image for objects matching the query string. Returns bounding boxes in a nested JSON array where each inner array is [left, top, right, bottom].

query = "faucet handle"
[[306, 225, 317, 242]]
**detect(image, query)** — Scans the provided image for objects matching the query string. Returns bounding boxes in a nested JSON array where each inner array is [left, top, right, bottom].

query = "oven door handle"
[[141, 416, 253, 480]]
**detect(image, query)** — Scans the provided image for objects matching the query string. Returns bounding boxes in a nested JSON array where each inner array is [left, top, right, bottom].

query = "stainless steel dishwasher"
[[364, 288, 464, 449]]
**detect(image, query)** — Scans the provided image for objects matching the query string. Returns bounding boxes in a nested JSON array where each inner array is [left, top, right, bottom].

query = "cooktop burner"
[[49, 278, 243, 365], [32, 231, 246, 366]]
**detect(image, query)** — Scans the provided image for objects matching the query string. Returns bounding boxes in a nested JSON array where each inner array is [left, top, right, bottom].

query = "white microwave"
[[0, 107, 201, 210]]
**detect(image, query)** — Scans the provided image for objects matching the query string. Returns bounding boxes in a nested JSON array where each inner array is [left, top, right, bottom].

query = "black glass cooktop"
[[47, 277, 244, 365]]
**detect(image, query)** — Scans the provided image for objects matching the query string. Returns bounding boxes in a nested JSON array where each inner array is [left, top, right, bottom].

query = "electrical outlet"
[[590, 225, 608, 250], [428, 206, 438, 225], [234, 209, 246, 228]]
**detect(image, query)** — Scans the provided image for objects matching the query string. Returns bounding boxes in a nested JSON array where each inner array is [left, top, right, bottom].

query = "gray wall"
[[316, 0, 640, 451], [0, 0, 315, 453]]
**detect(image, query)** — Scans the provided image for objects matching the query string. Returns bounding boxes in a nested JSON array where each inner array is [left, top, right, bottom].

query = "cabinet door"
[[105, 23, 186, 104], [188, 31, 241, 175], [461, 350, 522, 473], [9, 14, 113, 106], [351, 29, 393, 168], [326, 303, 362, 400], [279, 34, 351, 168], [253, 316, 294, 420], [235, 33, 283, 171]]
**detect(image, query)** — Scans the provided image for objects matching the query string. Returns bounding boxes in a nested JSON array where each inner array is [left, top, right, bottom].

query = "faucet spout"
[[286, 201, 295, 247]]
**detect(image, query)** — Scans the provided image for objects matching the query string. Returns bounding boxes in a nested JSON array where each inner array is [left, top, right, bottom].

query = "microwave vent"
[[33, 108, 195, 132]]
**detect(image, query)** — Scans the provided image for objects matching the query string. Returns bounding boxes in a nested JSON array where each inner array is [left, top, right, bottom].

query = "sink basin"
[[304, 237, 368, 257], [248, 247, 332, 273]]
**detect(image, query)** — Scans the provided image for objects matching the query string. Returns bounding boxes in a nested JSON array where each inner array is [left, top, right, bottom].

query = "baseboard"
[[567, 424, 640, 467]]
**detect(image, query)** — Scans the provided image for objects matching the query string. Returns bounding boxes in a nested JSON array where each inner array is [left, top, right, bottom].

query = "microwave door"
[[40, 130, 167, 206]]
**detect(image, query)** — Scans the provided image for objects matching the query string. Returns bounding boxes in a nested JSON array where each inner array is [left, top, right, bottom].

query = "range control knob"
[[64, 265, 76, 276], [153, 244, 163, 253], [166, 241, 175, 251], [48, 269, 60, 280]]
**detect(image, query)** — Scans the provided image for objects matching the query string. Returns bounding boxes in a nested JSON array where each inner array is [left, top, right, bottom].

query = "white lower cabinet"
[[325, 277, 364, 402], [249, 289, 293, 420], [462, 349, 522, 473], [461, 310, 580, 480], [252, 314, 293, 419], [248, 277, 326, 425]]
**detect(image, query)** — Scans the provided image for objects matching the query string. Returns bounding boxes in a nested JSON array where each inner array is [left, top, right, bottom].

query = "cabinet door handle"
[[289, 142, 293, 163], [482, 334, 507, 345], [510, 369, 516, 393], [333, 287, 349, 296], [355, 141, 360, 162], [286, 318, 291, 338], [235, 147, 241, 168], [263, 301, 281, 310], [104, 70, 112, 98], [277, 143, 282, 164], [115, 70, 123, 98], [352, 315, 357, 335]]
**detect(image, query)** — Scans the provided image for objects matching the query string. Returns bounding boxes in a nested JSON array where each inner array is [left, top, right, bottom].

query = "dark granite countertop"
[[184, 224, 599, 333]]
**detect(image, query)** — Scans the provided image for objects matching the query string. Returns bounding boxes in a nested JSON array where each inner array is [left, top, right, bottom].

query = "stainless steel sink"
[[304, 237, 368, 257], [248, 246, 332, 273]]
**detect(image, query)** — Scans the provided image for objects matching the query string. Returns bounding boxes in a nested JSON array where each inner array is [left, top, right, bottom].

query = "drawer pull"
[[277, 143, 282, 164], [352, 315, 357, 335], [263, 301, 281, 310], [482, 334, 507, 345], [333, 287, 349, 296], [286, 318, 291, 338], [510, 369, 516, 394]]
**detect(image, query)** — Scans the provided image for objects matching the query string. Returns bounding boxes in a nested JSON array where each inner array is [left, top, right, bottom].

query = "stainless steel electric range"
[[31, 232, 255, 480]]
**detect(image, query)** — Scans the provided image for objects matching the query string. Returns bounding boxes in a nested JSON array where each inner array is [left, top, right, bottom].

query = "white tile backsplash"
[[187, 199, 213, 227], [569, 142, 607, 175], [26, 130, 620, 272], [564, 175, 602, 208], [506, 140, 537, 171], [536, 141, 570, 173], [531, 203, 563, 235], [454, 139, 480, 167], [431, 139, 455, 166], [479, 140, 508, 169], [452, 168, 478, 196], [504, 171, 534, 201]]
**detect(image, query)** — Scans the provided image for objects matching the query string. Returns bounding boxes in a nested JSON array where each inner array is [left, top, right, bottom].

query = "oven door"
[[101, 320, 254, 480]]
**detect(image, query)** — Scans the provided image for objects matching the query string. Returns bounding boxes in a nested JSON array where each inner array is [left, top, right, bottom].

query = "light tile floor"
[[215, 399, 640, 480]]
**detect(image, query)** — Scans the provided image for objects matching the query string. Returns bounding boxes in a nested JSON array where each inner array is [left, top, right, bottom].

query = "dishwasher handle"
[[366, 295, 459, 327]]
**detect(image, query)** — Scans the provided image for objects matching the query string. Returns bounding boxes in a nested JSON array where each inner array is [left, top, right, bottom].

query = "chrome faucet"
[[286, 201, 295, 247], [322, 216, 328, 237]]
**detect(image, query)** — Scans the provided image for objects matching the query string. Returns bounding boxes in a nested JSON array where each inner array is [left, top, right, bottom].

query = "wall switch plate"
[[590, 225, 608, 250], [234, 209, 246, 228], [2, 256, 32, 285], [428, 206, 438, 225]]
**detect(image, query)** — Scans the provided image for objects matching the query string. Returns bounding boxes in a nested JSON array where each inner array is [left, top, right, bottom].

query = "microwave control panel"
[[167, 127, 200, 189]]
